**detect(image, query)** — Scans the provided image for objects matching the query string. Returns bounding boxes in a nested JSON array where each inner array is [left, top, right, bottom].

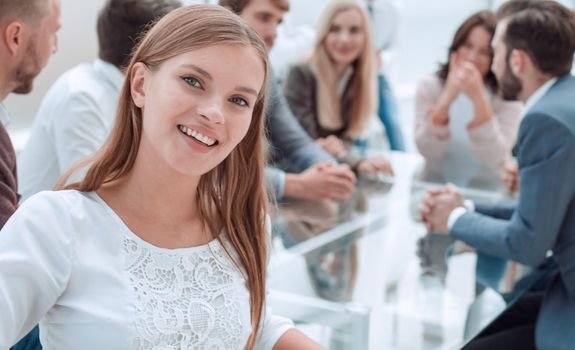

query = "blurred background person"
[[0, 1, 60, 349], [18, 0, 182, 201], [284, 0, 393, 176], [0, 0, 60, 226], [414, 10, 522, 190]]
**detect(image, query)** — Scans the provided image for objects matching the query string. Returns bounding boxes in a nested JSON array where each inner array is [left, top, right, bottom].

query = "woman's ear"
[[130, 62, 148, 108]]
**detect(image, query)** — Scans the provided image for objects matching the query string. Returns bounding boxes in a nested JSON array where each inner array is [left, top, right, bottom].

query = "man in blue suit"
[[418, 1, 575, 349]]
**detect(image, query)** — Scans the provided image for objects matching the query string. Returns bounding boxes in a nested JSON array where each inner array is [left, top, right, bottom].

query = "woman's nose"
[[198, 98, 224, 124]]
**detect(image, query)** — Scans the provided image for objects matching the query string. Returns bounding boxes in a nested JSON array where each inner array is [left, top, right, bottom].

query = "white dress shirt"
[[18, 59, 124, 201], [0, 190, 293, 349], [447, 77, 559, 230]]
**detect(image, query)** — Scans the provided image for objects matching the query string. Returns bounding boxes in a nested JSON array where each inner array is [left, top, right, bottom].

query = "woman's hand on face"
[[454, 61, 484, 101], [430, 51, 463, 125], [444, 52, 463, 98], [316, 135, 348, 158]]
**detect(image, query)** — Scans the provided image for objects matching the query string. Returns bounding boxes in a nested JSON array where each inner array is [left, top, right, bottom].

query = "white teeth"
[[178, 125, 216, 146]]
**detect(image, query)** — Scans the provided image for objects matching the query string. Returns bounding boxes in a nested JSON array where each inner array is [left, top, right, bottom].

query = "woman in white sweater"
[[415, 10, 523, 189], [0, 5, 321, 350]]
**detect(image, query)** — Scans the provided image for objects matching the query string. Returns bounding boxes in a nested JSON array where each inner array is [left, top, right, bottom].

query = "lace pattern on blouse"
[[123, 237, 251, 349]]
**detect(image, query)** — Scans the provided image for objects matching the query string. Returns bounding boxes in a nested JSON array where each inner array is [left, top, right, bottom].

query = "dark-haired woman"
[[415, 10, 522, 189]]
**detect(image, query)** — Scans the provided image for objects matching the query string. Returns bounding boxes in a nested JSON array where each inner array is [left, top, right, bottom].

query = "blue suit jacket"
[[452, 74, 575, 350]]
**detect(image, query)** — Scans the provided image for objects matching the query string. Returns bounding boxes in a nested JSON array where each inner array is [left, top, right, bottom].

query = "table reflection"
[[269, 152, 525, 349], [273, 181, 388, 302]]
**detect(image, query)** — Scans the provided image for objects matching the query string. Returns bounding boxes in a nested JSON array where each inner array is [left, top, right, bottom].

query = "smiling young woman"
[[0, 4, 321, 350]]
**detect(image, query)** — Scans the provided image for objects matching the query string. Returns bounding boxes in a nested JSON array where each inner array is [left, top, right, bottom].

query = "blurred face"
[[455, 25, 492, 78], [324, 8, 366, 68], [491, 22, 522, 100], [130, 44, 265, 178], [12, 0, 61, 94], [240, 0, 285, 49]]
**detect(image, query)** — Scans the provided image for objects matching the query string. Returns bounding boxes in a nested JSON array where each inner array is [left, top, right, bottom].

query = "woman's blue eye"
[[182, 76, 202, 88], [230, 97, 248, 107]]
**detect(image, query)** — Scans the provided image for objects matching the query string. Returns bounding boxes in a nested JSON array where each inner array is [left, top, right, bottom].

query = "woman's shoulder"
[[415, 74, 443, 101], [1, 190, 102, 249], [287, 61, 315, 81], [291, 60, 312, 72], [20, 190, 99, 218], [417, 74, 443, 91]]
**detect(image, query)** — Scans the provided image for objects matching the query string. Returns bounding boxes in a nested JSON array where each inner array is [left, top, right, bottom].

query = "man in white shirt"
[[17, 0, 181, 200], [0, 0, 60, 225], [418, 1, 575, 348]]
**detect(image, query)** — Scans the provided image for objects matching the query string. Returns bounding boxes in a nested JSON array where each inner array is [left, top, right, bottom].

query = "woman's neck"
[[97, 143, 211, 248], [334, 62, 351, 79]]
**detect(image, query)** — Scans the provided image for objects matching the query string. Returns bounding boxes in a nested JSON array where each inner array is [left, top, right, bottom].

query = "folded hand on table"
[[417, 184, 464, 234], [284, 162, 356, 200]]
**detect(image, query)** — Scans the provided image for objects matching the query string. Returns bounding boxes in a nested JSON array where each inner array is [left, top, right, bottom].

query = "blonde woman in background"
[[0, 5, 321, 350], [284, 0, 393, 175]]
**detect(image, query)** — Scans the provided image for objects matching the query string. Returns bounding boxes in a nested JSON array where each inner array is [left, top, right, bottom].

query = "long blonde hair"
[[310, 0, 376, 138], [61, 5, 269, 349]]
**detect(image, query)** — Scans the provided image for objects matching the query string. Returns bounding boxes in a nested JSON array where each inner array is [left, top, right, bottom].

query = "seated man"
[[419, 1, 575, 348], [220, 0, 360, 201], [18, 0, 181, 201]]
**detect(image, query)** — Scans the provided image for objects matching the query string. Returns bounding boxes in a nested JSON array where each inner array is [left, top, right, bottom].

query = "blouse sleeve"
[[254, 217, 295, 349], [0, 192, 73, 348], [467, 97, 523, 168], [284, 63, 321, 139], [414, 76, 451, 163]]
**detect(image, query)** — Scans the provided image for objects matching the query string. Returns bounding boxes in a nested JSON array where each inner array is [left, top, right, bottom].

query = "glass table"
[[268, 151, 524, 349]]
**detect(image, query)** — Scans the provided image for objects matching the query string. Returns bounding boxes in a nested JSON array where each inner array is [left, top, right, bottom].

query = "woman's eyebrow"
[[180, 64, 258, 96], [235, 86, 258, 97], [180, 64, 212, 80]]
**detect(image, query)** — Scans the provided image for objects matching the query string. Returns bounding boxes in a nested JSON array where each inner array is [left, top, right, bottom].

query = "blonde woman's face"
[[325, 8, 366, 68], [130, 44, 265, 177]]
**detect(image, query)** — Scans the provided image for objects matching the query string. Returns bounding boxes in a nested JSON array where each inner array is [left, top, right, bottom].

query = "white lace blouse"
[[0, 190, 293, 349]]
